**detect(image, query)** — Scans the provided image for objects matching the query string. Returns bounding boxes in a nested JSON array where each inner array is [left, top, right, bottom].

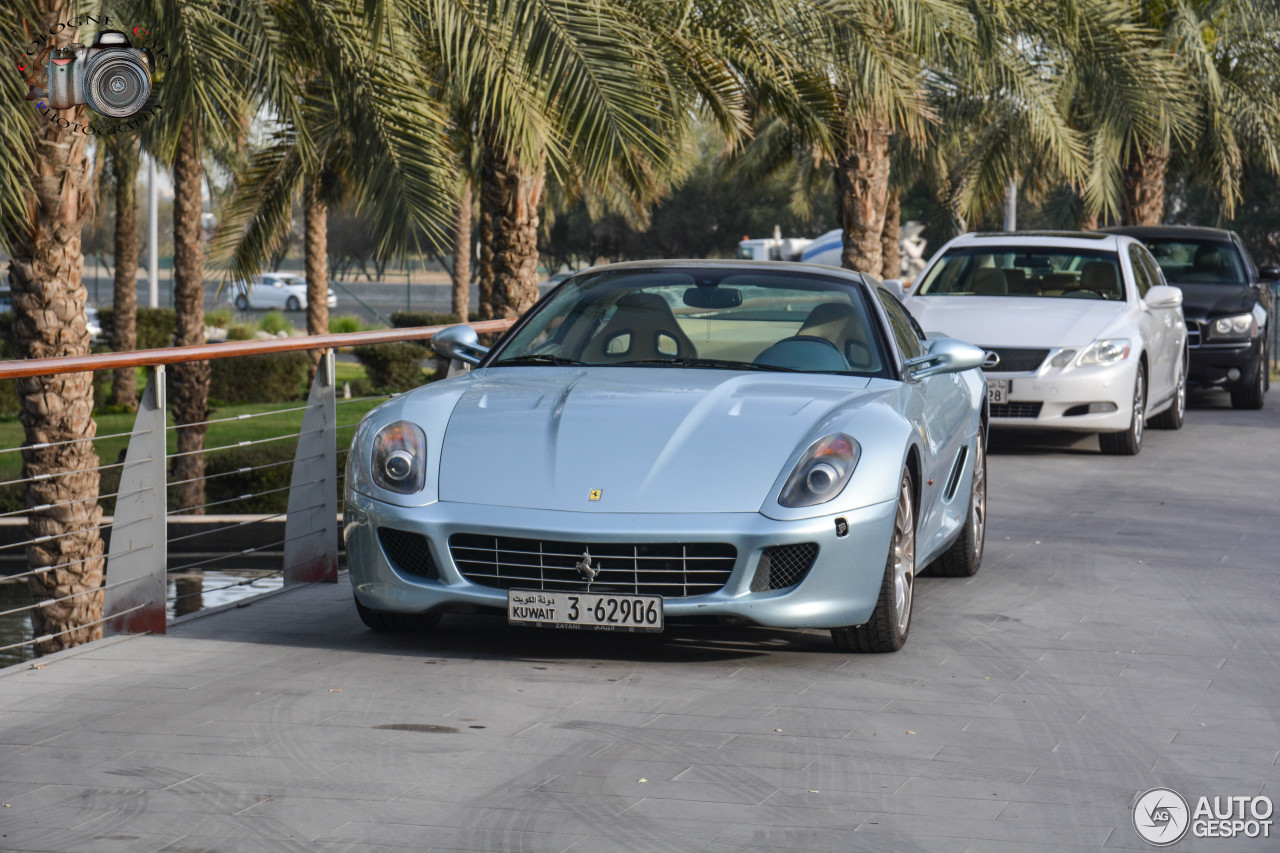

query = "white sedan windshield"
[[918, 247, 1125, 300]]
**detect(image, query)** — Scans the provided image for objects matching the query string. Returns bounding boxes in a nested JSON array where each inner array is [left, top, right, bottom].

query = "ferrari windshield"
[[918, 246, 1126, 300], [1139, 239, 1246, 285], [488, 268, 891, 376]]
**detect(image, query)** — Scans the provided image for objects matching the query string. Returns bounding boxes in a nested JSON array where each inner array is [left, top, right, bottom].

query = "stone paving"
[[1, 391, 1277, 853]]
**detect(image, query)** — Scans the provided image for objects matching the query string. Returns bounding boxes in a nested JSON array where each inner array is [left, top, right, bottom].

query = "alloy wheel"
[[970, 437, 986, 563], [892, 477, 915, 631]]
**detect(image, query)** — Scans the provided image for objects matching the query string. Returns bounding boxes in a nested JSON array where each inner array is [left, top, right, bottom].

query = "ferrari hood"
[[437, 367, 870, 513], [905, 295, 1126, 347]]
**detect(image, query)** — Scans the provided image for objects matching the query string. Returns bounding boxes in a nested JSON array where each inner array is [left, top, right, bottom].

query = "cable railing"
[[0, 319, 516, 661]]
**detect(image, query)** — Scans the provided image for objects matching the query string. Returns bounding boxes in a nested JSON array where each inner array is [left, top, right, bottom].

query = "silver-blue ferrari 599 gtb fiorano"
[[344, 261, 989, 651]]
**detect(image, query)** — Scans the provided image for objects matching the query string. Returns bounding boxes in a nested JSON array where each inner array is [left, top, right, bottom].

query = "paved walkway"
[[1, 392, 1278, 853]]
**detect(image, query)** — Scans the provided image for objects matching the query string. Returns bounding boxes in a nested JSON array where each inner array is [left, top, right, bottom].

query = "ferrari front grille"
[[750, 543, 819, 592], [378, 528, 439, 579], [989, 401, 1043, 418], [979, 347, 1050, 373], [449, 534, 736, 597]]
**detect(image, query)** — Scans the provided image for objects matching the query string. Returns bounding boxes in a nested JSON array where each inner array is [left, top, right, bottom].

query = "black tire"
[[286, 295, 302, 312], [831, 469, 915, 653], [1230, 347, 1266, 410], [1100, 362, 1146, 456], [234, 293, 249, 310], [354, 596, 441, 632], [1150, 351, 1186, 430], [929, 426, 986, 577]]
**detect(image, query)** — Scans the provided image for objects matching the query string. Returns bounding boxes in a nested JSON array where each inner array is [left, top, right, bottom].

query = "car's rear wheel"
[[1150, 351, 1186, 430], [354, 596, 441, 632], [286, 295, 302, 312], [928, 426, 986, 577], [1100, 363, 1146, 456], [234, 293, 249, 310], [831, 469, 914, 653], [1230, 344, 1266, 410]]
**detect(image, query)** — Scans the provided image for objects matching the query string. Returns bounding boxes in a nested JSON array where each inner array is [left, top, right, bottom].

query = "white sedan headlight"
[[371, 421, 427, 493], [779, 434, 860, 508], [1210, 314, 1256, 340], [1077, 339, 1131, 366]]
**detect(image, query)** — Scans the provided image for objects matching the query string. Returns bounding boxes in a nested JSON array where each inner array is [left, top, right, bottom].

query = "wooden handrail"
[[0, 320, 517, 380]]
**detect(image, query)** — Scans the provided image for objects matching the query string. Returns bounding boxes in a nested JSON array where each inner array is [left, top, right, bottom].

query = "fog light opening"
[[1087, 402, 1118, 414], [1227, 368, 1242, 381]]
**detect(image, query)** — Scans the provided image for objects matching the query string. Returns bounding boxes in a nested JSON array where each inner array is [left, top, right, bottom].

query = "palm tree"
[[1, 0, 106, 654], [101, 134, 140, 408]]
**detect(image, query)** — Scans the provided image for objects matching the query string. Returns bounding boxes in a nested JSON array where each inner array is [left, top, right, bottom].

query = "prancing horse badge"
[[588, 489, 602, 501]]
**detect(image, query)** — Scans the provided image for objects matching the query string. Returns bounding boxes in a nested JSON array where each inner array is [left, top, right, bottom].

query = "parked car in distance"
[[346, 260, 990, 652], [233, 272, 337, 312], [904, 231, 1187, 455], [1104, 226, 1273, 410]]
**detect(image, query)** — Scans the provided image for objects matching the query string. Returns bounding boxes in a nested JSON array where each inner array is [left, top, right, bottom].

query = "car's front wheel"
[[1100, 362, 1146, 456], [1150, 351, 1186, 430], [831, 468, 915, 653], [1230, 343, 1266, 410], [354, 596, 441, 632], [234, 293, 249, 310], [927, 426, 986, 577]]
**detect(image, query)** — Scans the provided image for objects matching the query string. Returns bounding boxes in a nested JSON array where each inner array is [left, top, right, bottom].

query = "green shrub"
[[0, 379, 19, 419], [352, 341, 430, 392], [259, 311, 292, 335], [329, 314, 369, 334], [201, 443, 295, 514], [209, 351, 308, 404], [226, 323, 255, 341], [97, 307, 176, 350], [390, 311, 465, 328], [206, 308, 233, 328]]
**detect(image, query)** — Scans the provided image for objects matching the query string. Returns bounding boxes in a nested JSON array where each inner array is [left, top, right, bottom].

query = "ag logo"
[[1134, 787, 1190, 846]]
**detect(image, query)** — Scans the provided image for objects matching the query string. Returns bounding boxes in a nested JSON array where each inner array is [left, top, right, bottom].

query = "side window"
[[1138, 249, 1166, 292], [876, 290, 926, 361], [1128, 245, 1153, 299]]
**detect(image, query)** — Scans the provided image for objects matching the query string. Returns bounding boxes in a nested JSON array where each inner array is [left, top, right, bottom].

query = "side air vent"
[[944, 446, 969, 500], [750, 543, 819, 592], [378, 528, 438, 579]]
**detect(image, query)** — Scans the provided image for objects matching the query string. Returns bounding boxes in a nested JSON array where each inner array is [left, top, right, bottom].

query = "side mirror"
[[1144, 284, 1182, 310], [904, 337, 985, 379], [1258, 265, 1280, 281], [881, 279, 906, 299], [431, 325, 488, 367]]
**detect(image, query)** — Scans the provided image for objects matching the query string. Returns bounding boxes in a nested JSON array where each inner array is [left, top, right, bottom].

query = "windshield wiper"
[[620, 357, 799, 372], [492, 354, 585, 366]]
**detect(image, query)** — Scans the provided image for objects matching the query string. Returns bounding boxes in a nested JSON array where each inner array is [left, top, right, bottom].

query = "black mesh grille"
[[980, 347, 1050, 373], [449, 534, 735, 597], [989, 401, 1043, 418], [750, 543, 819, 592], [378, 528, 438, 579], [1186, 321, 1202, 348]]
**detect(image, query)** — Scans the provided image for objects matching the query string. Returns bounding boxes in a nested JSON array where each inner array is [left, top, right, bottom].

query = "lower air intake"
[[750, 543, 819, 592]]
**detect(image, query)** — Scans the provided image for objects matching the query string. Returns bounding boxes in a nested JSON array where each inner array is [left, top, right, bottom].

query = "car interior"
[[917, 248, 1126, 300]]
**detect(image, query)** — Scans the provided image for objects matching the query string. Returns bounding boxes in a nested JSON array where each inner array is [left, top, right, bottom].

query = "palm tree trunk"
[[479, 137, 544, 319], [170, 118, 210, 513], [304, 180, 328, 379], [109, 138, 139, 409], [880, 188, 901, 280], [8, 4, 105, 655], [1121, 142, 1170, 226], [452, 181, 472, 321], [834, 114, 892, 274]]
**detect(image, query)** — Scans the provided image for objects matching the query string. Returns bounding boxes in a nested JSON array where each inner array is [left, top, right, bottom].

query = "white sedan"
[[902, 231, 1188, 455], [233, 272, 337, 311]]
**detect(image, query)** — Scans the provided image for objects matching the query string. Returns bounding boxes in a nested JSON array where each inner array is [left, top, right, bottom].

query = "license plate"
[[508, 589, 664, 632], [987, 379, 1010, 404]]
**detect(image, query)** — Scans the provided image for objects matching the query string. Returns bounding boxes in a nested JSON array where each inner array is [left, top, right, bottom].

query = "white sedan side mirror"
[[1145, 284, 1182, 310], [881, 279, 906, 299]]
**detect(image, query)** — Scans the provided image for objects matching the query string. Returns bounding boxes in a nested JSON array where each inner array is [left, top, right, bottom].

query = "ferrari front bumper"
[[343, 490, 899, 631]]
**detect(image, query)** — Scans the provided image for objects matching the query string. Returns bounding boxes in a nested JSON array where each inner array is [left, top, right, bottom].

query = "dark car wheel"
[[927, 426, 986, 577], [234, 293, 249, 310], [355, 596, 441, 632], [1100, 362, 1146, 455], [832, 469, 914, 653], [1230, 344, 1266, 410], [1150, 351, 1186, 430], [286, 295, 302, 312]]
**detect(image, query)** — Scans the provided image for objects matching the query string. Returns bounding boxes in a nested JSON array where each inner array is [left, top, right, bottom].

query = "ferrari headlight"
[[779, 434, 860, 508], [1077, 339, 1130, 366], [1211, 314, 1255, 339], [371, 421, 427, 493]]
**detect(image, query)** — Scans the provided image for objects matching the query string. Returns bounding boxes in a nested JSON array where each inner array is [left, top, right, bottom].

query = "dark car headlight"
[[1209, 313, 1257, 341], [371, 421, 427, 493], [779, 433, 860, 508]]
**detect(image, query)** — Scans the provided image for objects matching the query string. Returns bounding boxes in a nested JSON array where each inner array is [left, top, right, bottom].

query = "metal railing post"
[[284, 349, 338, 584], [104, 366, 169, 634]]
